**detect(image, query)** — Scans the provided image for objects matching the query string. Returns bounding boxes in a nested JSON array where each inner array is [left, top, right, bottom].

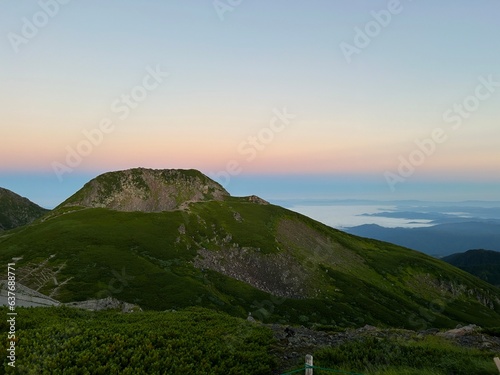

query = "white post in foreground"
[[305, 354, 313, 375], [494, 357, 500, 373]]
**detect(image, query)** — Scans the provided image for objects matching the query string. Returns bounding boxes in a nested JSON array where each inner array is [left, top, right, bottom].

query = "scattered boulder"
[[357, 324, 378, 332], [247, 195, 269, 205], [65, 297, 141, 313], [419, 328, 440, 335], [247, 312, 256, 323], [439, 324, 479, 338]]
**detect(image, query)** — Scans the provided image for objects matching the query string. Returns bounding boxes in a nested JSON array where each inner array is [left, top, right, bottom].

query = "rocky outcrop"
[[58, 168, 229, 212], [247, 195, 269, 205], [65, 297, 140, 312], [0, 280, 60, 307], [436, 279, 500, 310], [193, 246, 309, 298], [438, 324, 479, 338], [0, 281, 139, 312], [271, 323, 500, 373]]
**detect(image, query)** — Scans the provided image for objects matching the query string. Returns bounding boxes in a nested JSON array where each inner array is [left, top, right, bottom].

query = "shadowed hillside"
[[0, 187, 48, 231], [443, 249, 500, 287], [1, 169, 499, 330]]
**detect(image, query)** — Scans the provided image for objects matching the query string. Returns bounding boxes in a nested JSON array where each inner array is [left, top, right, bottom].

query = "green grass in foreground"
[[1, 306, 498, 375], [311, 335, 498, 375], [0, 306, 275, 375]]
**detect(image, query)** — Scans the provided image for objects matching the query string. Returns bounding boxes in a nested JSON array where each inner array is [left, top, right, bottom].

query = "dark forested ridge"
[[0, 187, 48, 231], [443, 249, 500, 287]]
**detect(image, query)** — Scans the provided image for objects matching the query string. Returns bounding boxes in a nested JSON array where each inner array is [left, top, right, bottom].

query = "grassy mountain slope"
[[1, 169, 499, 330], [443, 249, 500, 287], [0, 187, 48, 231]]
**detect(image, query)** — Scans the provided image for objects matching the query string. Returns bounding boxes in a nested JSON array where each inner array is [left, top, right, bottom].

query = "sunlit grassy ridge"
[[1, 169, 499, 329]]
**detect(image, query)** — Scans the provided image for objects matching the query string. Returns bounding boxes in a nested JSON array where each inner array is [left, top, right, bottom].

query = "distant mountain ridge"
[[345, 222, 500, 257], [442, 249, 500, 287], [1, 168, 499, 330], [0, 188, 48, 231]]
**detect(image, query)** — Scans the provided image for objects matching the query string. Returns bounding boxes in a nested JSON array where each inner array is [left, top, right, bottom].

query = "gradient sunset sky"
[[1, 1, 499, 208]]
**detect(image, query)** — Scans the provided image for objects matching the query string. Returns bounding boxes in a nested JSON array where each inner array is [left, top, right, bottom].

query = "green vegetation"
[[443, 249, 500, 287], [1, 169, 500, 331], [0, 188, 48, 231], [310, 335, 499, 375], [1, 195, 500, 329], [0, 306, 275, 374], [3, 171, 498, 374], [2, 306, 497, 375]]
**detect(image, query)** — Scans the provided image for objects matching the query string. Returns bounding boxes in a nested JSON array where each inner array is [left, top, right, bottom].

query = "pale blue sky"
[[1, 0, 499, 207]]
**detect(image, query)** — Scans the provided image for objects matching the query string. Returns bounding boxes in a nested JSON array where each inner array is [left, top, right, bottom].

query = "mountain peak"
[[58, 168, 229, 212]]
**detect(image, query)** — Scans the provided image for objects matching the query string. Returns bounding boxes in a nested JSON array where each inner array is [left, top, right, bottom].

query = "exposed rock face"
[[193, 246, 308, 298], [0, 280, 59, 307], [65, 297, 140, 313], [0, 188, 48, 231], [247, 195, 269, 205], [58, 168, 229, 212], [438, 324, 479, 338], [0, 280, 139, 312], [408, 275, 500, 311]]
